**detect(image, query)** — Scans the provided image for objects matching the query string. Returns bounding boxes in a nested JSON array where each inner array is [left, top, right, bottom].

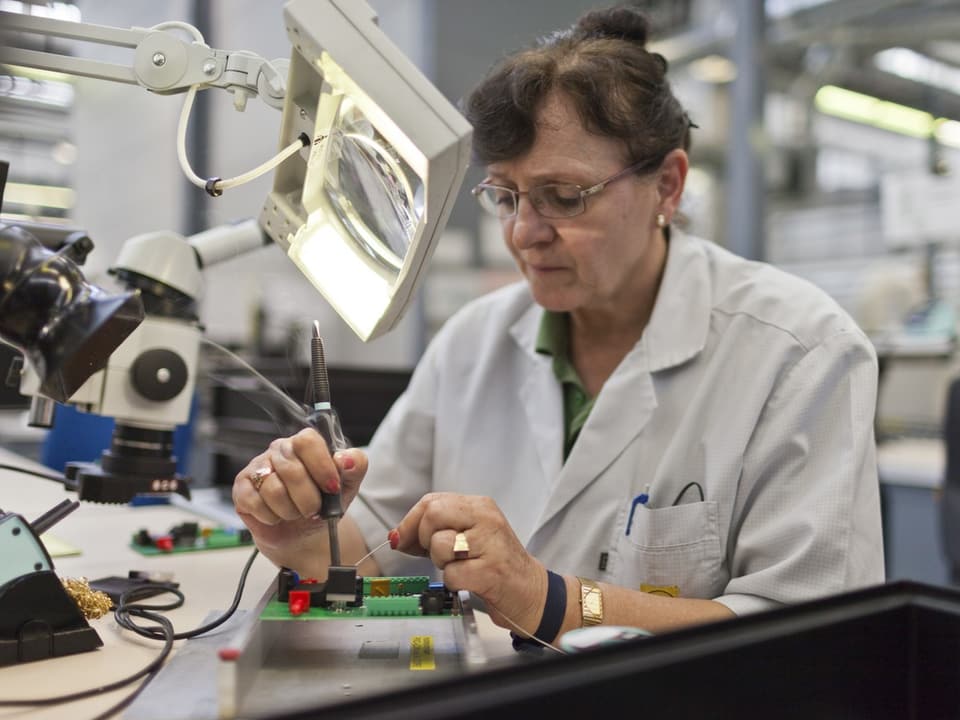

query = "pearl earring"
[[656, 213, 666, 228]]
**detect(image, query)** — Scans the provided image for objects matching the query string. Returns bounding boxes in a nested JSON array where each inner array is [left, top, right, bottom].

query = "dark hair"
[[464, 5, 692, 167]]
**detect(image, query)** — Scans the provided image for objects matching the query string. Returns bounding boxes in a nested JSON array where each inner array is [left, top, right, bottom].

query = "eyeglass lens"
[[479, 184, 584, 218]]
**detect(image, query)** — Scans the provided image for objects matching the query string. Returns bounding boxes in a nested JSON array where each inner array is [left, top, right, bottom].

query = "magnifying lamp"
[[264, 1, 471, 341]]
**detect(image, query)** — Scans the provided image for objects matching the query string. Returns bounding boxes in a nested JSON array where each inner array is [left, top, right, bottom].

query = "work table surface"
[[0, 447, 512, 719]]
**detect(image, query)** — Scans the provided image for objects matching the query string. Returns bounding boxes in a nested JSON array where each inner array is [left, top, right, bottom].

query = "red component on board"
[[288, 590, 311, 615]]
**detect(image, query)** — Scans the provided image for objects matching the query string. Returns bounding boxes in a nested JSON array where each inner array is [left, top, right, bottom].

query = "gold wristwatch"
[[577, 577, 603, 626]]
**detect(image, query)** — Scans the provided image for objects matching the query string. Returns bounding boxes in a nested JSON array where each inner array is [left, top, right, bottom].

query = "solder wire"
[[355, 538, 391, 567]]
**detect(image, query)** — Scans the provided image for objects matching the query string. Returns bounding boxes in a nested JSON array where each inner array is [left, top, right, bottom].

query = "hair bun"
[[574, 6, 651, 46]]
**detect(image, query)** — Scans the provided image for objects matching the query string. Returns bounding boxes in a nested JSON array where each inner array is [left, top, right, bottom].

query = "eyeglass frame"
[[471, 155, 664, 219]]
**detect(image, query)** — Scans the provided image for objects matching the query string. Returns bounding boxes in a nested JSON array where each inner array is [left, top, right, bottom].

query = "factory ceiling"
[[653, 0, 960, 120]]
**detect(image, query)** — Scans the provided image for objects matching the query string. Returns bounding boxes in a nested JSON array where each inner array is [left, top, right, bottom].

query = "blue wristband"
[[511, 570, 566, 652]]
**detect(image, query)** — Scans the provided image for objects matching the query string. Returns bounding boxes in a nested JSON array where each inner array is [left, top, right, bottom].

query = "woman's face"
[[485, 92, 678, 318]]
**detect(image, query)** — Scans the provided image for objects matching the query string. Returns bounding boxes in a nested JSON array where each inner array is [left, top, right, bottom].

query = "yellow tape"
[[368, 578, 391, 597], [409, 635, 435, 670]]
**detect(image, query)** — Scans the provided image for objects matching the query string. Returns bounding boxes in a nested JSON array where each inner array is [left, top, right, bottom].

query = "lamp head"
[[260, 0, 472, 341], [0, 223, 144, 402]]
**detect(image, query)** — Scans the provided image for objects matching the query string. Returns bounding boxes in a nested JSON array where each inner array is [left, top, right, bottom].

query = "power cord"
[[0, 614, 174, 718], [117, 546, 259, 641], [0, 462, 66, 485], [176, 84, 308, 197]]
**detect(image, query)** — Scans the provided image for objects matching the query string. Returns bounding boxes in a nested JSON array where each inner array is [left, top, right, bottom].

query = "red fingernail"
[[327, 476, 340, 493], [342, 456, 355, 470], [388, 528, 399, 550]]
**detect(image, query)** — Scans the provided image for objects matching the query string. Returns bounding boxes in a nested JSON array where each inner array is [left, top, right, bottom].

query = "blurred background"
[[3, 0, 960, 586]]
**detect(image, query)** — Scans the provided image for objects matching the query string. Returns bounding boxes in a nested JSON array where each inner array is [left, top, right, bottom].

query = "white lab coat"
[[350, 231, 885, 616]]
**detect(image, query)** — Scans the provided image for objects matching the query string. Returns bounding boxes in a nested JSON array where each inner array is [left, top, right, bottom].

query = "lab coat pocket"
[[614, 500, 723, 599]]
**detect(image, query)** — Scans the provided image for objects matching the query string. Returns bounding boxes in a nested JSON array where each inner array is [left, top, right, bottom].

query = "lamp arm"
[[0, 10, 287, 110], [189, 219, 272, 270], [108, 219, 271, 302]]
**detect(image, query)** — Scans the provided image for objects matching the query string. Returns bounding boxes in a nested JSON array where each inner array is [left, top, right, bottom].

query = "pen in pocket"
[[625, 484, 650, 536]]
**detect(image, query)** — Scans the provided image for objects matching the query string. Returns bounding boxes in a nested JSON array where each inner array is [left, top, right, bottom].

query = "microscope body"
[[22, 316, 200, 430], [15, 228, 207, 503], [19, 316, 201, 503]]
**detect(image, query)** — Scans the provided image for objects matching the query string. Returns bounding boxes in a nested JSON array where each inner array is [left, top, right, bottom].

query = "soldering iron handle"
[[307, 326, 343, 522], [320, 489, 343, 519], [308, 409, 344, 520]]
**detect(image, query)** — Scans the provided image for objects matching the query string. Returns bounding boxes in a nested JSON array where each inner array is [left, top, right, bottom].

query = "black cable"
[[0, 462, 66, 484], [0, 613, 175, 708], [118, 547, 259, 640], [90, 610, 175, 720], [0, 547, 260, 715], [671, 481, 705, 505]]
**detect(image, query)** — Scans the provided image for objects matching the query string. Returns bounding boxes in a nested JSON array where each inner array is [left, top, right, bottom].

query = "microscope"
[[11, 216, 269, 503]]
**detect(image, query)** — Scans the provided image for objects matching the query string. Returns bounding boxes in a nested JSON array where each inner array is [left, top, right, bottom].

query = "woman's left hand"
[[392, 492, 548, 635]]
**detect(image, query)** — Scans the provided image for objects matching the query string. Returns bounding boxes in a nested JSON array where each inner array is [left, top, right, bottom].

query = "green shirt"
[[535, 310, 595, 460]]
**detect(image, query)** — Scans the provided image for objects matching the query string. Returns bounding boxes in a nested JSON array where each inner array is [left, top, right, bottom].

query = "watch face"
[[580, 580, 603, 624], [558, 626, 653, 653]]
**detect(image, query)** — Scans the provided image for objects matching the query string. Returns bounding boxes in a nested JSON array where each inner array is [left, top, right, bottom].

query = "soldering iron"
[[306, 321, 344, 568]]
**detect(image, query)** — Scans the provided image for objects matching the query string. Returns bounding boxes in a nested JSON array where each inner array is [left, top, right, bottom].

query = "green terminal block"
[[364, 595, 421, 616], [362, 576, 430, 597]]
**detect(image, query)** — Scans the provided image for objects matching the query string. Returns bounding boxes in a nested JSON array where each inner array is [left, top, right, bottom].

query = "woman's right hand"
[[232, 427, 368, 575]]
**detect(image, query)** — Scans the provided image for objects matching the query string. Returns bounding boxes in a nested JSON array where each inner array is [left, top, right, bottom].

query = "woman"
[[233, 5, 883, 647]]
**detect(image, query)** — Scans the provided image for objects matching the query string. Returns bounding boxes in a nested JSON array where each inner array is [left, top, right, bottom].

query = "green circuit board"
[[130, 524, 254, 555], [262, 576, 458, 620]]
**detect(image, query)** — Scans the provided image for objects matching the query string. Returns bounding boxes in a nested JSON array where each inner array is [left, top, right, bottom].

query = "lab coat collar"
[[510, 303, 566, 485], [640, 230, 711, 373]]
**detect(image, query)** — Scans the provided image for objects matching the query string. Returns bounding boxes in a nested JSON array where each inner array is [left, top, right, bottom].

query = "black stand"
[[64, 423, 190, 503], [0, 570, 103, 666]]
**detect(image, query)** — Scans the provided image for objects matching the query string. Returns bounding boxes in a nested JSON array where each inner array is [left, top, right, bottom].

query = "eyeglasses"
[[472, 157, 661, 219]]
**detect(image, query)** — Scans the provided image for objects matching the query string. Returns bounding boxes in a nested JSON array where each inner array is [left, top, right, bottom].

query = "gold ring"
[[248, 467, 271, 492], [453, 531, 470, 560]]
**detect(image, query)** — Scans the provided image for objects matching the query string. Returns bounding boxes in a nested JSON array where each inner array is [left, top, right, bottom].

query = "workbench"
[[0, 447, 514, 719]]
